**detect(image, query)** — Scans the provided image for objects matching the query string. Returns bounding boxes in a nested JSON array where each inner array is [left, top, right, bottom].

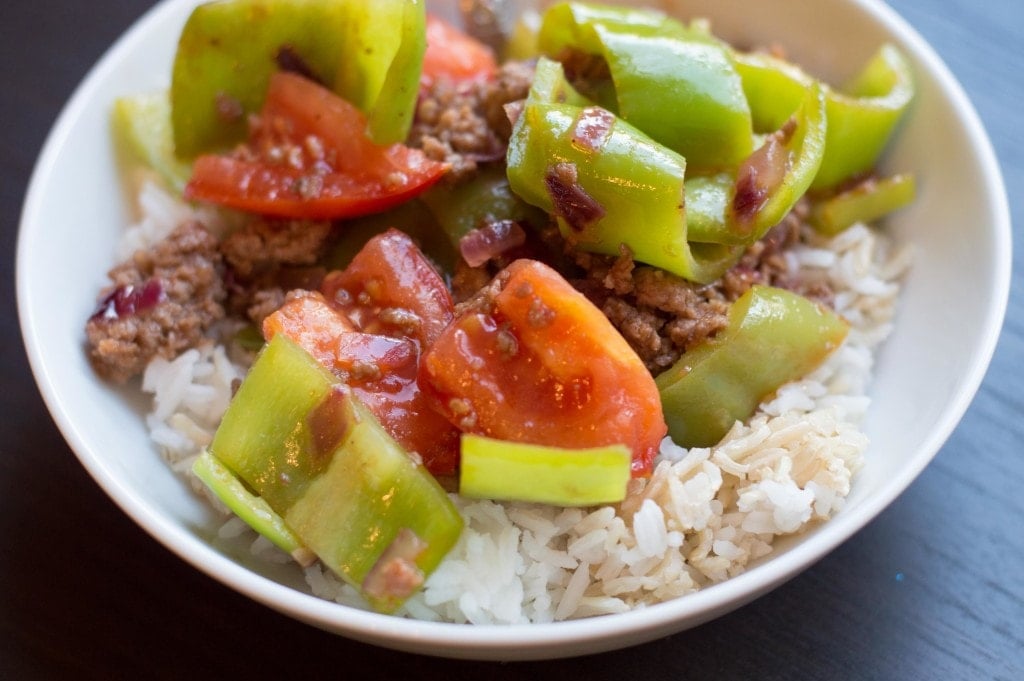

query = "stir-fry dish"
[[86, 0, 914, 622]]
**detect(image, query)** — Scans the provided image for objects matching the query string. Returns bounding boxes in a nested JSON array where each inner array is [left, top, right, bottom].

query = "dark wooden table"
[[3, 1, 1021, 678]]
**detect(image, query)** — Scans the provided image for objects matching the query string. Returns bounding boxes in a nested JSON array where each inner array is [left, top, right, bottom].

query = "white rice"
[[130, 180, 908, 623]]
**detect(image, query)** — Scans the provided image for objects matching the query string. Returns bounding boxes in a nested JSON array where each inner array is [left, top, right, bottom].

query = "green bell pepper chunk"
[[333, 0, 426, 145], [733, 51, 813, 133], [735, 44, 914, 190], [815, 44, 914, 189], [283, 389, 462, 613], [683, 172, 733, 244], [192, 449, 315, 566], [211, 333, 335, 512], [656, 286, 849, 448], [112, 91, 193, 194], [506, 62, 742, 283], [171, 0, 425, 157], [459, 435, 632, 507], [502, 9, 542, 61], [209, 334, 462, 613], [538, 1, 692, 47], [682, 83, 827, 247], [811, 173, 916, 235], [421, 164, 544, 249], [172, 0, 351, 157], [727, 82, 828, 243], [538, 1, 754, 169]]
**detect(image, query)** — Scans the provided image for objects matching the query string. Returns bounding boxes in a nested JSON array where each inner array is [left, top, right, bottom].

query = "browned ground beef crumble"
[[409, 61, 535, 183], [86, 220, 226, 383], [219, 217, 334, 324], [570, 201, 834, 375]]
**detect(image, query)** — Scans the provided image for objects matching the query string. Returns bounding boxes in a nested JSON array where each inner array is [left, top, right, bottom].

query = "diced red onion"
[[89, 278, 165, 322], [504, 100, 525, 128], [362, 528, 428, 603], [459, 219, 527, 267], [732, 119, 796, 226], [572, 106, 615, 152], [544, 162, 605, 231]]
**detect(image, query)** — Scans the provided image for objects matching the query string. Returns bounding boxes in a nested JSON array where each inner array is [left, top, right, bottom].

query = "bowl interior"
[[17, 0, 1010, 661]]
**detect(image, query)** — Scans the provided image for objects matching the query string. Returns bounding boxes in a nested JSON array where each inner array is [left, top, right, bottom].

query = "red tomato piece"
[[185, 72, 448, 220], [320, 228, 455, 348], [419, 259, 667, 477], [262, 290, 357, 367], [421, 14, 498, 87], [263, 290, 460, 476]]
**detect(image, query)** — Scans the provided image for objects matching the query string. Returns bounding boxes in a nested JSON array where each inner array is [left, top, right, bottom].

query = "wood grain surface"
[[2, 1, 1020, 678]]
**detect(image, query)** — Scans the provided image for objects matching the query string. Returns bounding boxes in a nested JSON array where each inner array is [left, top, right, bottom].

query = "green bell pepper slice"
[[171, 0, 425, 157], [655, 285, 849, 448], [282, 388, 462, 613], [506, 61, 743, 283], [112, 91, 193, 194], [209, 334, 462, 613], [727, 82, 828, 243], [333, 0, 426, 145], [815, 44, 914, 188], [811, 173, 916, 235], [192, 449, 315, 566], [538, 1, 685, 43], [735, 44, 914, 189], [459, 435, 632, 507], [421, 164, 544, 250], [537, 1, 754, 169], [172, 0, 351, 157], [211, 332, 335, 512], [683, 82, 827, 247]]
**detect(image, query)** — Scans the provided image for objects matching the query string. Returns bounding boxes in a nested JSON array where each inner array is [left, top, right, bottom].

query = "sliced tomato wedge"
[[420, 14, 498, 87], [185, 72, 448, 220], [320, 228, 455, 348], [419, 259, 667, 477]]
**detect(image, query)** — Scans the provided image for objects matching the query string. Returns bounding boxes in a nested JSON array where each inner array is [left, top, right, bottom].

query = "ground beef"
[[570, 202, 834, 375], [219, 217, 333, 279], [86, 220, 226, 383], [451, 259, 514, 317], [409, 60, 534, 183], [480, 60, 537, 140], [556, 50, 613, 103], [450, 259, 497, 305], [243, 288, 289, 327], [219, 217, 334, 324]]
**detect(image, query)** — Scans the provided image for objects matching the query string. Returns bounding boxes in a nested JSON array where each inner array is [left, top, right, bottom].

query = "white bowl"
[[17, 0, 1011, 661]]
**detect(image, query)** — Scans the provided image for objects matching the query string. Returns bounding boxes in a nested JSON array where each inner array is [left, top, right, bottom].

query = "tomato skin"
[[184, 72, 448, 220], [321, 228, 455, 348], [420, 259, 666, 477], [421, 14, 498, 87]]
